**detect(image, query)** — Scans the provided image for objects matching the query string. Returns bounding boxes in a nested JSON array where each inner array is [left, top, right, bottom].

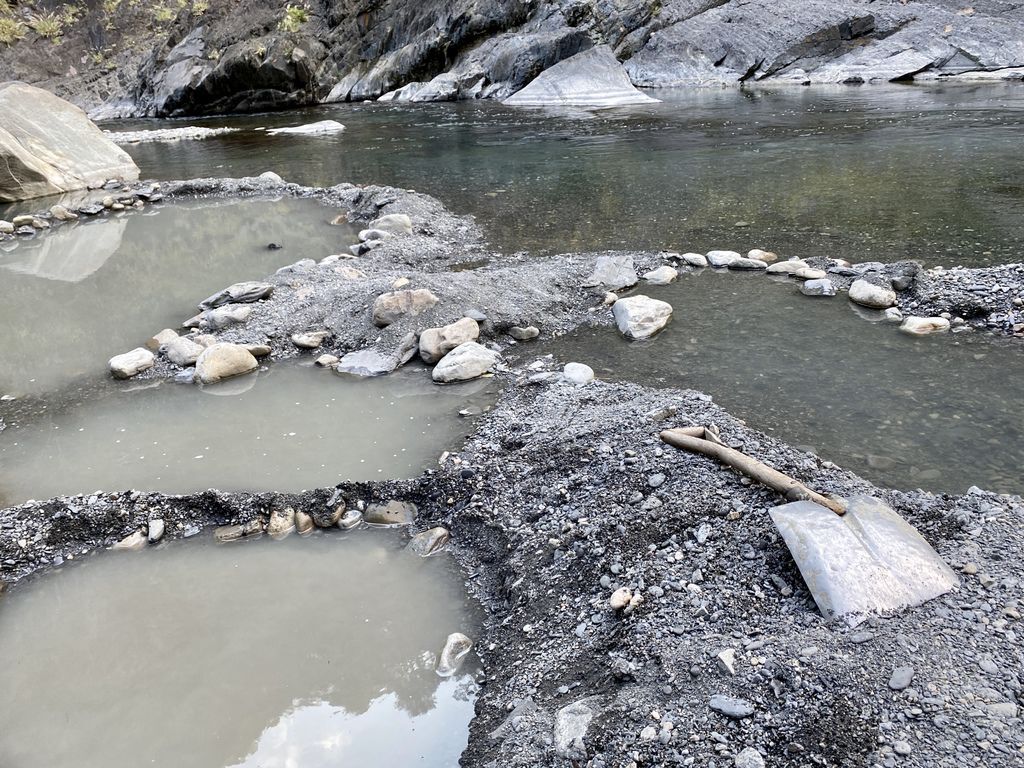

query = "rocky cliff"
[[1, 0, 1022, 118]]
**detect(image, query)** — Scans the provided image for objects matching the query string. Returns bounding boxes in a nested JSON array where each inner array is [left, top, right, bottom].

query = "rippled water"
[[114, 84, 1024, 265], [543, 270, 1024, 495], [0, 363, 494, 505], [0, 197, 353, 393], [0, 531, 479, 767]]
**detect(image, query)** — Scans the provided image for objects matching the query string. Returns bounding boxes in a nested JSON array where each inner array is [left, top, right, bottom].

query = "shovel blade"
[[770, 495, 958, 625]]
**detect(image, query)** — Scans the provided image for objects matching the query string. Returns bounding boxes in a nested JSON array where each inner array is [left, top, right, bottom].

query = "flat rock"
[[793, 267, 827, 280], [510, 325, 540, 341], [291, 330, 332, 349], [849, 279, 897, 309], [766, 259, 811, 275], [612, 295, 673, 340], [747, 249, 778, 263], [504, 45, 659, 107], [369, 213, 413, 235], [372, 288, 439, 327], [800, 278, 837, 297], [584, 254, 638, 291], [420, 317, 480, 364], [432, 342, 499, 383], [204, 304, 252, 330], [900, 316, 950, 335], [364, 500, 418, 526], [266, 120, 345, 136], [0, 82, 139, 202], [163, 336, 205, 366], [727, 257, 768, 271], [407, 527, 451, 557], [709, 695, 755, 719], [195, 343, 258, 385], [109, 347, 155, 379], [706, 250, 742, 268], [643, 265, 678, 285], [335, 348, 396, 377], [199, 281, 273, 310]]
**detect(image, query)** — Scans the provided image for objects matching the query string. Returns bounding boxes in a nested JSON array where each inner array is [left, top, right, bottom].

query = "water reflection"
[[114, 84, 1024, 265], [0, 363, 495, 505], [542, 270, 1024, 495], [0, 198, 355, 393], [0, 532, 479, 768]]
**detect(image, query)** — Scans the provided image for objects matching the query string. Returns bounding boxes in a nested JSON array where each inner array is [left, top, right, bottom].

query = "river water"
[[0, 531, 479, 768], [114, 84, 1024, 265]]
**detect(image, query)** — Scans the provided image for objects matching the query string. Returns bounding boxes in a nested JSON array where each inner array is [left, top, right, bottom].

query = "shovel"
[[660, 426, 959, 625]]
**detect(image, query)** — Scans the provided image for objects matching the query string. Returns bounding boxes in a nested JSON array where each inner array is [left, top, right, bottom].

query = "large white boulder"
[[504, 46, 659, 107], [612, 295, 673, 339], [0, 82, 139, 202]]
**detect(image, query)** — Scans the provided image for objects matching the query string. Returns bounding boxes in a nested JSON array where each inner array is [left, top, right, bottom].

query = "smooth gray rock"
[[510, 325, 540, 341], [369, 213, 413, 235], [709, 695, 755, 719], [290, 330, 332, 349], [554, 700, 595, 760], [109, 347, 155, 379], [163, 336, 204, 366], [612, 295, 673, 339], [706, 250, 742, 268], [767, 259, 811, 275], [335, 348, 396, 377], [372, 288, 439, 327], [899, 316, 950, 335], [436, 632, 473, 677], [147, 519, 165, 543], [364, 500, 418, 526], [266, 120, 345, 136], [563, 362, 595, 385], [432, 342, 499, 383], [889, 666, 915, 691], [199, 281, 273, 310], [204, 304, 252, 330], [505, 45, 658, 107], [407, 527, 450, 557], [0, 82, 138, 202], [584, 254, 638, 291], [419, 317, 480, 364], [727, 257, 768, 271], [801, 278, 837, 297], [195, 343, 258, 385], [643, 265, 678, 285], [849, 279, 897, 308]]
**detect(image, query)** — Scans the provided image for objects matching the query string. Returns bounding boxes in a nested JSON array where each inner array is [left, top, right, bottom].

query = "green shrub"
[[279, 3, 308, 33], [0, 15, 27, 45], [30, 11, 64, 39]]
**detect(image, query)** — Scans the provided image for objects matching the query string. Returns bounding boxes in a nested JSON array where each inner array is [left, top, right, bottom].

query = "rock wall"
[[0, 0, 1021, 118]]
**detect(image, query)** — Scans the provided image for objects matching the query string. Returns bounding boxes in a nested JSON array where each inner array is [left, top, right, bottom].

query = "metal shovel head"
[[769, 495, 959, 625]]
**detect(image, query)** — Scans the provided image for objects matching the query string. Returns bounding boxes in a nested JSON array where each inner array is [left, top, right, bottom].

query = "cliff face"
[[1, 0, 1022, 118]]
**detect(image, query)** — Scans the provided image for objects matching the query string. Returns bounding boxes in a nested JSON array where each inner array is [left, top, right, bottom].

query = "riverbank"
[[1, 374, 1021, 766]]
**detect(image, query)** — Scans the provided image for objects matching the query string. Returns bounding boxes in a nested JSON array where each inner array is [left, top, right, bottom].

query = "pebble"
[[709, 695, 754, 718], [610, 587, 632, 610], [889, 666, 915, 691], [734, 747, 766, 768]]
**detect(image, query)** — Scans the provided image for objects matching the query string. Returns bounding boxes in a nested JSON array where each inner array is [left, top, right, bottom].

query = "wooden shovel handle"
[[660, 427, 847, 516]]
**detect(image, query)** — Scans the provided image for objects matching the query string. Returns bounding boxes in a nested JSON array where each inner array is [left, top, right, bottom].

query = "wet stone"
[[364, 501, 418, 527], [214, 520, 262, 542], [435, 632, 472, 677], [407, 527, 450, 557]]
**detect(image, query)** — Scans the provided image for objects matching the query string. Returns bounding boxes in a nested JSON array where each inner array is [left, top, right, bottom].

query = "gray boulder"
[[198, 281, 273, 310], [849, 279, 897, 309], [584, 254, 638, 291], [432, 342, 499, 383], [505, 45, 659, 107], [372, 288, 440, 327], [195, 343, 258, 385], [109, 347, 155, 379], [612, 295, 673, 340], [163, 336, 205, 366], [0, 82, 139, 202], [419, 317, 480, 364], [800, 278, 837, 297]]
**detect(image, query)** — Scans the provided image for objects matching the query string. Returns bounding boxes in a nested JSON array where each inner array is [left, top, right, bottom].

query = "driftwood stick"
[[660, 427, 847, 516]]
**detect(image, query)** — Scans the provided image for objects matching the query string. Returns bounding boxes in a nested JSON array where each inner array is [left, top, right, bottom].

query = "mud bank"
[[1, 376, 1021, 767]]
